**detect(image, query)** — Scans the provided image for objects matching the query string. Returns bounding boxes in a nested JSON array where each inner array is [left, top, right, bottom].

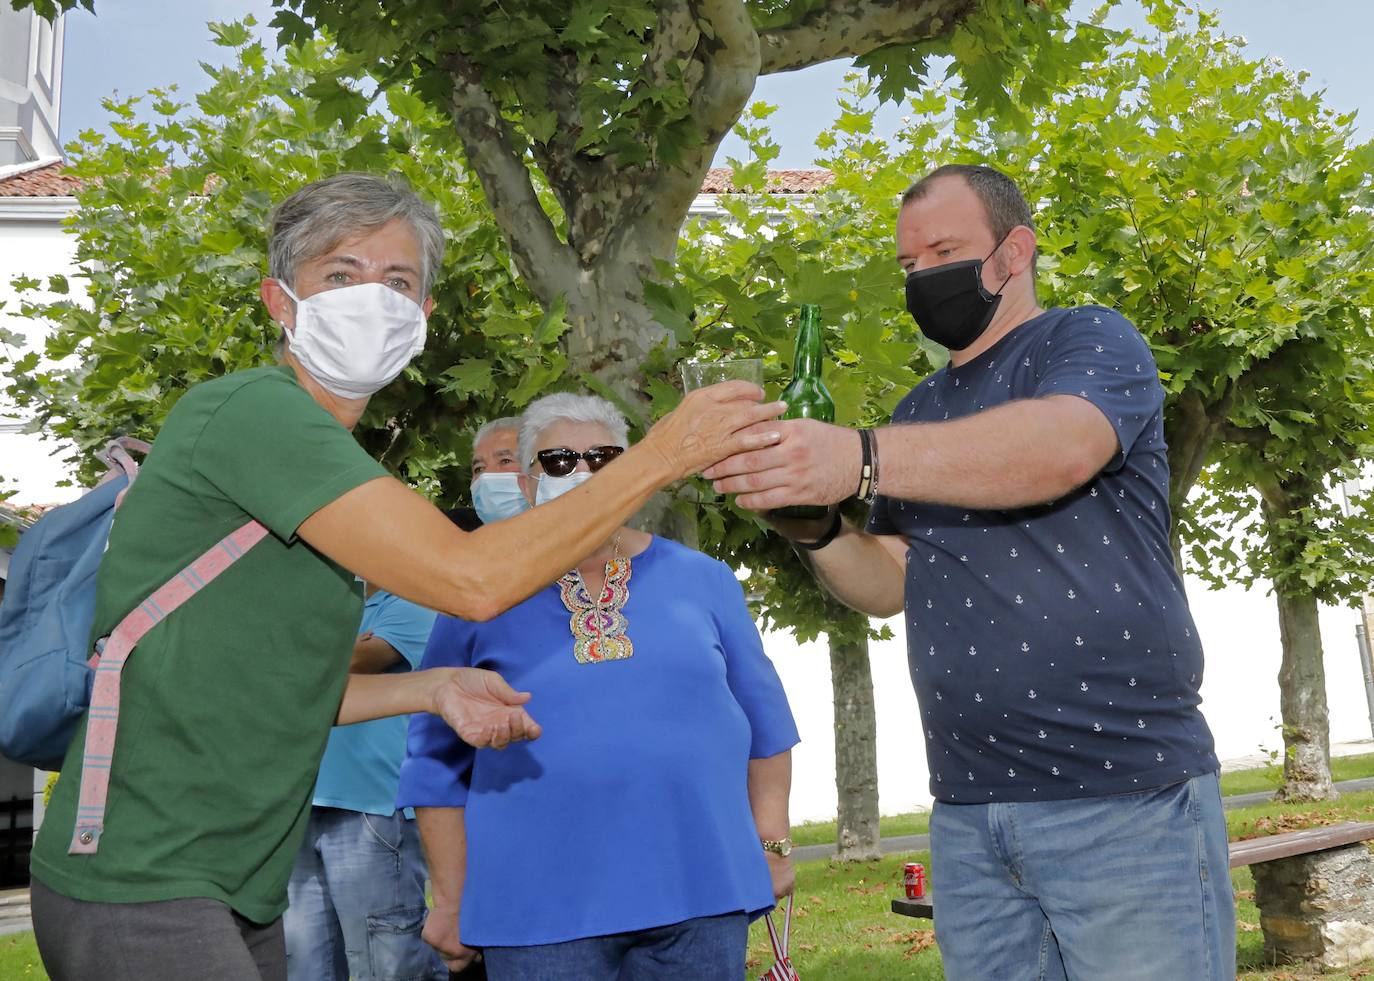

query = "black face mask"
[[904, 233, 1013, 351]]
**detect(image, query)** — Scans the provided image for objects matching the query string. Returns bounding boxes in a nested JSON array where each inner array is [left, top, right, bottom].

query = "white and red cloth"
[[759, 894, 801, 981]]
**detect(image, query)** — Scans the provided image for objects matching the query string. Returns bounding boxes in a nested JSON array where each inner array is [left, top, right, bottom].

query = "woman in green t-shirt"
[[29, 172, 786, 981]]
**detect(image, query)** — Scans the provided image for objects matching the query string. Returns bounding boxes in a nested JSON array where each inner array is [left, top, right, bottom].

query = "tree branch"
[[544, 1, 706, 268], [1219, 423, 1271, 449], [622, 0, 760, 263], [529, 50, 595, 209], [443, 50, 576, 303], [758, 0, 976, 75], [643, 0, 702, 92]]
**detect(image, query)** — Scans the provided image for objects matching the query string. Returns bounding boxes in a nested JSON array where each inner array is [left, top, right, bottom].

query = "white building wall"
[[0, 194, 80, 507], [0, 9, 66, 166]]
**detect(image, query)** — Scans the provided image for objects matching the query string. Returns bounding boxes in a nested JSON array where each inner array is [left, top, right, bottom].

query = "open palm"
[[434, 668, 543, 749]]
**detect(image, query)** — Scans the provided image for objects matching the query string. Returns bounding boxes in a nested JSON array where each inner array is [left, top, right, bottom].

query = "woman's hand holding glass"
[[641, 380, 786, 481]]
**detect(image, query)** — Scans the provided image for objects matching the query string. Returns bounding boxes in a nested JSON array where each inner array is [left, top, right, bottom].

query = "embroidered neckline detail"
[[558, 555, 633, 664]]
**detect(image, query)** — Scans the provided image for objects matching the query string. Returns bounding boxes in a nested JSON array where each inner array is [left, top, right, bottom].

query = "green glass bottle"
[[777, 303, 835, 520]]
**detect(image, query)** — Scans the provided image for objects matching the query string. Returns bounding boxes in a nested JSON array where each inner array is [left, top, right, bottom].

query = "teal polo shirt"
[[312, 589, 437, 816]]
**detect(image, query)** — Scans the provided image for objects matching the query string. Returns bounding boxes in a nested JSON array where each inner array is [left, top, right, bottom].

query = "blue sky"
[[58, 1, 1374, 169]]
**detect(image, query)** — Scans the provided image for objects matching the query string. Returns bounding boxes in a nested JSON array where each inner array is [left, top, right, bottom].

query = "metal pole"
[[1356, 623, 1374, 742]]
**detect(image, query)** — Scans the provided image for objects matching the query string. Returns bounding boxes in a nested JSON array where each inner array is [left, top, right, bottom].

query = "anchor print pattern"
[[865, 306, 1218, 801]]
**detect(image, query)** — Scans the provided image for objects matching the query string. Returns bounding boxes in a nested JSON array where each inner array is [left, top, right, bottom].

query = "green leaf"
[[208, 20, 253, 48], [385, 87, 427, 124], [533, 295, 568, 346], [441, 358, 495, 397], [561, 6, 609, 45], [304, 77, 370, 129], [199, 228, 246, 254], [643, 280, 693, 344], [508, 354, 568, 406]]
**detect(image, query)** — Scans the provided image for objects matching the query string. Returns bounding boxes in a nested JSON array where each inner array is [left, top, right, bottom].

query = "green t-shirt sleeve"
[[191, 373, 389, 541]]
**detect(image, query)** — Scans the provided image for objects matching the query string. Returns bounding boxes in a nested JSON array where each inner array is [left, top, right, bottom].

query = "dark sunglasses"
[[534, 445, 625, 477]]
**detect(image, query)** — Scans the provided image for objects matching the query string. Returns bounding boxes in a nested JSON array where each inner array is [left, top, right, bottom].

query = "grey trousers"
[[31, 876, 286, 981]]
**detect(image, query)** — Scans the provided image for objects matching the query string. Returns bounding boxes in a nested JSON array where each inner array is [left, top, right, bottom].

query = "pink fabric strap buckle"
[[760, 894, 800, 981], [93, 437, 152, 509], [68, 518, 268, 855]]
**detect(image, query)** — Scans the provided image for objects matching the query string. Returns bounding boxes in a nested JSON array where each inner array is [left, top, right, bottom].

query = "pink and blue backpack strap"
[[68, 518, 268, 854]]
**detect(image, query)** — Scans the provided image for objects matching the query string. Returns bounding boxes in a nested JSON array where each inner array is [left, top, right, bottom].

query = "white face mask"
[[278, 281, 427, 400], [534, 469, 593, 506], [471, 472, 529, 525]]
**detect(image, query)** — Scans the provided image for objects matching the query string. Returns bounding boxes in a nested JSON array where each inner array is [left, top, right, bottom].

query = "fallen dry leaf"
[[845, 883, 888, 895], [902, 934, 938, 959], [886, 930, 933, 946]]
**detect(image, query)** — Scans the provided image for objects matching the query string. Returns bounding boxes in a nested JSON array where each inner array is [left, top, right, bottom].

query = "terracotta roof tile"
[[0, 162, 836, 199], [0, 501, 55, 528], [0, 160, 84, 198], [699, 168, 834, 194]]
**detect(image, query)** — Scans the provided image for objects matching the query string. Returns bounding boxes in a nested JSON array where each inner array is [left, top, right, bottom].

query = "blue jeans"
[[284, 807, 446, 981], [930, 772, 1234, 981], [481, 912, 749, 981]]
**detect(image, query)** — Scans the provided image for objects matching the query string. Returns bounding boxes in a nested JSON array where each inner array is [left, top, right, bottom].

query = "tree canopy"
[[13, 0, 1103, 396]]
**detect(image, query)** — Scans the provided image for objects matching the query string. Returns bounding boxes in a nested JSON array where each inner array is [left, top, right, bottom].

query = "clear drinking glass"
[[679, 357, 764, 391]]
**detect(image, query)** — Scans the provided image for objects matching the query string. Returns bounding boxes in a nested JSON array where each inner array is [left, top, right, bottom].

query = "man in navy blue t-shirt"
[[707, 164, 1232, 980]]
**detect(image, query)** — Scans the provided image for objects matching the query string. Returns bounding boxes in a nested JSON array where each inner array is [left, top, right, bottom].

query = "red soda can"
[[903, 862, 926, 899]]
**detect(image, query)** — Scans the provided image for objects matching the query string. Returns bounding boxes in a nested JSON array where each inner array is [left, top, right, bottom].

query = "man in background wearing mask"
[[705, 164, 1232, 980], [451, 417, 527, 531], [288, 421, 525, 981], [283, 576, 446, 981]]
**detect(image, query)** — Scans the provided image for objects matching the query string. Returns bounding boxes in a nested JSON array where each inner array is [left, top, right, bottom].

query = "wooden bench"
[[891, 821, 1374, 969]]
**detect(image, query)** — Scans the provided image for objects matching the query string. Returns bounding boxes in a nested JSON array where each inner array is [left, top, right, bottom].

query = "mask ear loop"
[[984, 228, 1017, 297], [275, 280, 301, 341]]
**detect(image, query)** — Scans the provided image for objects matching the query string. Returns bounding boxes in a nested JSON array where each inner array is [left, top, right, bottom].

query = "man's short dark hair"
[[902, 164, 1037, 273]]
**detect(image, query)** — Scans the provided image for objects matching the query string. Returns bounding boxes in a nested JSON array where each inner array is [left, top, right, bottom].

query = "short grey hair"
[[902, 163, 1037, 276], [518, 393, 630, 472], [268, 172, 446, 296], [473, 416, 522, 452]]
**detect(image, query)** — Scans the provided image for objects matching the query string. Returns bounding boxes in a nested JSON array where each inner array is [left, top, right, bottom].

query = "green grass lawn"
[[794, 810, 931, 847], [1221, 752, 1374, 798], [9, 762, 1374, 980], [0, 931, 42, 978]]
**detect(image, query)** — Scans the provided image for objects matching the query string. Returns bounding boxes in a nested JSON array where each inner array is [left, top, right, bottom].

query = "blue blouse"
[[396, 536, 800, 946]]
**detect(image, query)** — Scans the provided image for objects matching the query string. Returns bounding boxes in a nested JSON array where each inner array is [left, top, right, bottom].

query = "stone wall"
[[1253, 843, 1374, 968]]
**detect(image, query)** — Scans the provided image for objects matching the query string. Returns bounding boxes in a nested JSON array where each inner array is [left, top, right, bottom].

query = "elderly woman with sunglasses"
[[398, 392, 799, 981]]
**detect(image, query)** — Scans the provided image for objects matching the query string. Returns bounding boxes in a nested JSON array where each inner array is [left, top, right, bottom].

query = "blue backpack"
[[0, 438, 147, 770]]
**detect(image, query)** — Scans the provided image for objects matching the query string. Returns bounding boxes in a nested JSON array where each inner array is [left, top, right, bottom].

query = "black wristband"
[[855, 428, 878, 504], [793, 508, 842, 551]]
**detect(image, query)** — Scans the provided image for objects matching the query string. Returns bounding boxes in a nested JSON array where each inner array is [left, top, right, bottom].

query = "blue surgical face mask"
[[471, 472, 529, 525], [534, 470, 593, 506]]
